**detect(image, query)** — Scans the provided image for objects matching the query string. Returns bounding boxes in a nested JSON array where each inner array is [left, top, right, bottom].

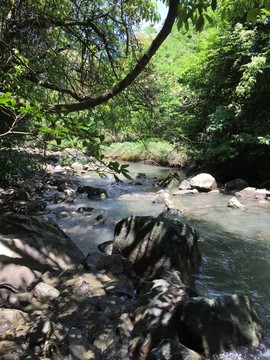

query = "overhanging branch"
[[49, 0, 180, 113]]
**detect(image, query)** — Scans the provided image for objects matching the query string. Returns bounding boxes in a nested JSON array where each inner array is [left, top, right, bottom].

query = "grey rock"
[[97, 241, 113, 255], [149, 339, 206, 360], [33, 282, 60, 302], [190, 173, 217, 192], [236, 187, 270, 200], [179, 179, 192, 190], [224, 178, 249, 193], [227, 196, 246, 210], [113, 215, 200, 281], [176, 294, 263, 357]]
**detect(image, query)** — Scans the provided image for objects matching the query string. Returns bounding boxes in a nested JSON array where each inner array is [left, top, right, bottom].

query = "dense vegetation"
[[1, 0, 270, 184]]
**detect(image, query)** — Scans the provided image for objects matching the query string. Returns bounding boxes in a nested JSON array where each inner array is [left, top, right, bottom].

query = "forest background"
[[1, 0, 270, 185]]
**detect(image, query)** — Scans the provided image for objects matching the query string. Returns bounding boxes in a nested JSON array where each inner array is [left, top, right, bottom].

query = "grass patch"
[[102, 141, 190, 168]]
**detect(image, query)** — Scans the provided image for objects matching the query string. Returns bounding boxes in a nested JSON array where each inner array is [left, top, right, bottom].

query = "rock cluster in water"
[[0, 154, 266, 359], [0, 212, 263, 360]]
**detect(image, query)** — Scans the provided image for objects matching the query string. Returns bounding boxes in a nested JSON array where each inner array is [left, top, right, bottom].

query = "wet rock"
[[136, 173, 147, 179], [175, 294, 263, 357], [96, 214, 107, 224], [179, 179, 192, 190], [149, 339, 206, 360], [152, 189, 168, 204], [98, 240, 113, 255], [190, 173, 217, 192], [113, 215, 201, 281], [77, 207, 94, 213], [77, 185, 108, 199], [161, 192, 183, 217], [64, 188, 76, 203], [12, 200, 47, 214], [156, 172, 180, 189], [173, 189, 198, 196], [236, 187, 270, 200], [227, 196, 246, 210], [223, 178, 249, 193]]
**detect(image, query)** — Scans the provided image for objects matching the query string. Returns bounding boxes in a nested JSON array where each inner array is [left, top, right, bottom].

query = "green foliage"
[[102, 140, 190, 167], [0, 149, 40, 182], [176, 17, 270, 169], [1, 0, 270, 182]]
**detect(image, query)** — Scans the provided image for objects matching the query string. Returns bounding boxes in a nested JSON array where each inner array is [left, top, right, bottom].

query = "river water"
[[47, 162, 270, 359]]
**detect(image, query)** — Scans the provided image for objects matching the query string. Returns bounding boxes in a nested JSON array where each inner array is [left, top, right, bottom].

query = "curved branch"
[[49, 0, 180, 113]]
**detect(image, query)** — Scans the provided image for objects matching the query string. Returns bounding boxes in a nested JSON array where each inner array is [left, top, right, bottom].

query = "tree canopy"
[[1, 0, 270, 182], [1, 0, 267, 113]]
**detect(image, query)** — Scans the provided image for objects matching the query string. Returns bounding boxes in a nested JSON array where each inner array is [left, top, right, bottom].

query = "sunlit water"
[[46, 162, 270, 359]]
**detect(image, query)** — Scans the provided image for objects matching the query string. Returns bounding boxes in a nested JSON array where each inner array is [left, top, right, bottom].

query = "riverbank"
[[0, 158, 268, 359], [101, 140, 190, 168]]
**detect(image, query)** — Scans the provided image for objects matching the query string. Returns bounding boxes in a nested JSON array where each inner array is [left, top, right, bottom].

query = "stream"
[[46, 162, 270, 359]]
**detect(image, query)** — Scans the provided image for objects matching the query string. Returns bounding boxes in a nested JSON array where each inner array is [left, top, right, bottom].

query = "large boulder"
[[112, 215, 200, 281], [0, 215, 84, 300], [175, 294, 263, 357], [190, 173, 217, 192], [224, 178, 249, 193]]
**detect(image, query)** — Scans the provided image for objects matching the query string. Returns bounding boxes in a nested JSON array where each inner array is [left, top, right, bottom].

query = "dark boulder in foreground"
[[149, 339, 206, 360], [113, 215, 201, 282], [175, 294, 263, 357]]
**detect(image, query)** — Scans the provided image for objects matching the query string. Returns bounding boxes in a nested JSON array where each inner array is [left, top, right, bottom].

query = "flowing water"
[[47, 162, 270, 359]]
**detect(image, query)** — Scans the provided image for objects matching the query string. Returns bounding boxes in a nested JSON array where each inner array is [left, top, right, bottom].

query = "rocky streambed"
[[0, 155, 268, 360]]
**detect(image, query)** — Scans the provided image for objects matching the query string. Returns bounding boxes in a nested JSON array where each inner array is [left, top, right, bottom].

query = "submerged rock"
[[77, 185, 108, 199]]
